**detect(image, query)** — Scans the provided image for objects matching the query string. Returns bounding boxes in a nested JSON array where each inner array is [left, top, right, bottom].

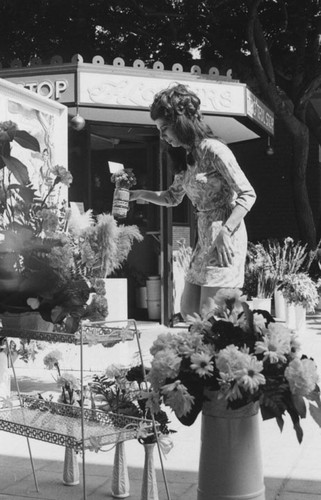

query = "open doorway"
[[88, 123, 162, 320]]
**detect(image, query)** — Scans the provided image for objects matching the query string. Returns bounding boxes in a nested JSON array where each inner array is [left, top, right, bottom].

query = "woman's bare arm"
[[129, 189, 173, 207]]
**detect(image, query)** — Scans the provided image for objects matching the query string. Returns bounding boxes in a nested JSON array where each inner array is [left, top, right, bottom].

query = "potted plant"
[[264, 237, 315, 320], [279, 272, 318, 332], [243, 242, 276, 312]]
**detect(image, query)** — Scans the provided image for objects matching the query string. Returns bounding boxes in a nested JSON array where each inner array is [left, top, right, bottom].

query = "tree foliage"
[[1, 0, 321, 245]]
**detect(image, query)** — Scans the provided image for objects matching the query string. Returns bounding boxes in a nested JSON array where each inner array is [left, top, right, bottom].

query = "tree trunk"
[[290, 126, 316, 248]]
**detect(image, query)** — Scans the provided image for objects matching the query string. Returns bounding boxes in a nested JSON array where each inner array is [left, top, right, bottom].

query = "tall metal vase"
[[0, 350, 10, 403], [111, 441, 130, 498], [294, 304, 306, 334], [63, 447, 80, 486], [274, 289, 287, 321], [140, 442, 159, 500], [197, 390, 265, 500]]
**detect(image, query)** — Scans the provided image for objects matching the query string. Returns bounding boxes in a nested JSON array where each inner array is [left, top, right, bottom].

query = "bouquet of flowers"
[[145, 289, 321, 442], [243, 242, 276, 299], [280, 272, 319, 312], [243, 238, 315, 300], [0, 121, 142, 333], [43, 349, 82, 406], [91, 364, 175, 447], [265, 237, 314, 282], [110, 168, 137, 189]]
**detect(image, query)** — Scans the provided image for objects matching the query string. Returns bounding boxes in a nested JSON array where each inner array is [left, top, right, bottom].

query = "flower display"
[[243, 238, 315, 300], [91, 364, 175, 446], [110, 168, 137, 189], [280, 272, 318, 311], [243, 242, 276, 299], [0, 121, 143, 333], [265, 237, 314, 282], [43, 349, 81, 405], [145, 288, 321, 442]]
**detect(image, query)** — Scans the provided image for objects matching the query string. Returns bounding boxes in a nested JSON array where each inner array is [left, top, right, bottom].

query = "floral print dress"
[[163, 139, 256, 288]]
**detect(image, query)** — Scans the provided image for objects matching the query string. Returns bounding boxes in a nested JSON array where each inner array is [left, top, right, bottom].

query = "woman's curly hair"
[[150, 83, 216, 168]]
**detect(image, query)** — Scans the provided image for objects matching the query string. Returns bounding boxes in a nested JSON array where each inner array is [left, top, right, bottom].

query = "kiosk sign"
[[6, 74, 75, 103], [246, 89, 274, 135]]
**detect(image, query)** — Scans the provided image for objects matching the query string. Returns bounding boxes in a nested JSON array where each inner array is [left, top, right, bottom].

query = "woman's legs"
[[200, 286, 221, 316], [180, 283, 223, 320], [180, 281, 201, 319]]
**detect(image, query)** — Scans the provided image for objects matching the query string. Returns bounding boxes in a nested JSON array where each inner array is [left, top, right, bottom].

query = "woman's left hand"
[[212, 227, 234, 267]]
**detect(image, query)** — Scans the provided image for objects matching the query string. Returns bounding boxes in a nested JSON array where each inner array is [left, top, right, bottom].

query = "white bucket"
[[146, 276, 161, 300], [147, 299, 161, 320], [103, 278, 128, 321], [136, 286, 147, 309], [252, 297, 271, 314]]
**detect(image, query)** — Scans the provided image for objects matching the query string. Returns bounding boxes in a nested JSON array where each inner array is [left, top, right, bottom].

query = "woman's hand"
[[129, 190, 142, 202], [211, 227, 235, 267]]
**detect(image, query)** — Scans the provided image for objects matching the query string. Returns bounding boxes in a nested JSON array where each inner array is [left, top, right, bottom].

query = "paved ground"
[[0, 315, 321, 500]]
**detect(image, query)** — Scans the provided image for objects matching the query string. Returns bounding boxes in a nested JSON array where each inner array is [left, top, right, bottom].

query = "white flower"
[[150, 333, 173, 355], [216, 345, 249, 375], [190, 352, 214, 378], [255, 323, 291, 363], [147, 349, 181, 390], [252, 312, 267, 333], [289, 334, 301, 358], [43, 350, 62, 370], [57, 373, 80, 391], [285, 358, 319, 396], [150, 332, 181, 356], [216, 346, 265, 400], [235, 357, 266, 393], [186, 312, 212, 334]]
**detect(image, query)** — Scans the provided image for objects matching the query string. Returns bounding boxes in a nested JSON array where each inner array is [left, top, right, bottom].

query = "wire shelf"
[[0, 319, 138, 345], [0, 396, 152, 453]]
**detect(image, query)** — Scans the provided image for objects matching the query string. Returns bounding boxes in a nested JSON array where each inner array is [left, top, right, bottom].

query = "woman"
[[130, 83, 256, 319]]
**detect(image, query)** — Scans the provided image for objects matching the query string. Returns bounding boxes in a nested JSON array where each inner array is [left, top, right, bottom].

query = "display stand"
[[0, 319, 157, 500]]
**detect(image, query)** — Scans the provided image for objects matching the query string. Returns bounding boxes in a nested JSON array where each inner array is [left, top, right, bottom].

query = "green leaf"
[[7, 184, 38, 204], [14, 130, 40, 152], [276, 416, 284, 433], [306, 387, 321, 406], [292, 394, 306, 418], [293, 421, 303, 443], [1, 155, 30, 185], [309, 403, 321, 427]]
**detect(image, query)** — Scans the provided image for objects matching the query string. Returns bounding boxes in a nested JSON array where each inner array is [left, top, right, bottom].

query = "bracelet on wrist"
[[223, 223, 234, 235]]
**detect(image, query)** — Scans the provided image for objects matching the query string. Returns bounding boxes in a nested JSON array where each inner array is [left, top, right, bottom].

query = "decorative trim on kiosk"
[[1, 54, 235, 81]]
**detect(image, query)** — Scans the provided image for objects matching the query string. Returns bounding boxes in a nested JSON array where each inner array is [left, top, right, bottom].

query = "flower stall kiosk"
[[0, 55, 275, 325]]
